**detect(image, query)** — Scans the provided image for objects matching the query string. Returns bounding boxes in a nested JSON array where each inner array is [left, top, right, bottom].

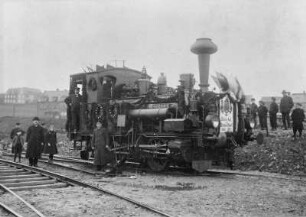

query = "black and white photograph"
[[0, 0, 306, 216]]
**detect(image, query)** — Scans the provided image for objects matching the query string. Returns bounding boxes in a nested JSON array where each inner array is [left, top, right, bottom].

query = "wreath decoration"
[[108, 103, 119, 120], [88, 77, 97, 91], [95, 103, 106, 120]]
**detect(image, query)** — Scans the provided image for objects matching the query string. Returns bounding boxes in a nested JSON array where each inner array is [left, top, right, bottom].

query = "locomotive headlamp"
[[205, 114, 220, 128], [212, 119, 220, 128], [250, 121, 255, 129]]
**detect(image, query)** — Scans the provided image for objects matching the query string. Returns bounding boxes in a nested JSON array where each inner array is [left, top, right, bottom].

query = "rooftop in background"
[[41, 89, 69, 102]]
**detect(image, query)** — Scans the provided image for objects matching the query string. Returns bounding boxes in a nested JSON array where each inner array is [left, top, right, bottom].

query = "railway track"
[[3, 151, 306, 183], [0, 158, 173, 217]]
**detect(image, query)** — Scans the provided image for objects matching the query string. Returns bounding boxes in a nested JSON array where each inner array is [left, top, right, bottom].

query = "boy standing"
[[291, 103, 305, 139]]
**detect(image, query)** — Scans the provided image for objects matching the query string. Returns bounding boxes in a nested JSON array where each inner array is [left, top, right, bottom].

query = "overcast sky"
[[1, 0, 306, 99]]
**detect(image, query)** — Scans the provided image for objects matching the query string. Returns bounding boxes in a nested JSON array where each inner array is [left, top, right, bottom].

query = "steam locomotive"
[[65, 38, 254, 172]]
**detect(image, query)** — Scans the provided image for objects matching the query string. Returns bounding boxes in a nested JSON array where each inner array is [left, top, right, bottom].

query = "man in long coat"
[[280, 90, 294, 129], [25, 117, 45, 167], [291, 103, 305, 139], [269, 97, 279, 130], [65, 87, 82, 132], [92, 120, 112, 171]]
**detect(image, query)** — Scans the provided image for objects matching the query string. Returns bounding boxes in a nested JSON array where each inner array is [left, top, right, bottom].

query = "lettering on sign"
[[219, 95, 234, 132], [147, 103, 178, 109]]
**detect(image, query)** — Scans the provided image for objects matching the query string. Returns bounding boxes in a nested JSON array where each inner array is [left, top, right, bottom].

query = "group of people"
[[10, 117, 58, 166], [10, 116, 112, 171], [249, 90, 305, 139]]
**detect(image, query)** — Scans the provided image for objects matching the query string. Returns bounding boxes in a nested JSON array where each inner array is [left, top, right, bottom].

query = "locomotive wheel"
[[147, 158, 169, 172]]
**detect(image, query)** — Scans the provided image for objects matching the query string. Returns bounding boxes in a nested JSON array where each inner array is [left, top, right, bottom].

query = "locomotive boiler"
[[65, 38, 253, 172]]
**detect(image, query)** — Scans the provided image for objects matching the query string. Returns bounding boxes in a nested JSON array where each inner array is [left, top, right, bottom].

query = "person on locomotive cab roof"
[[43, 124, 58, 162], [92, 120, 112, 171], [65, 87, 82, 132], [25, 117, 45, 167], [291, 103, 305, 139], [258, 101, 268, 130]]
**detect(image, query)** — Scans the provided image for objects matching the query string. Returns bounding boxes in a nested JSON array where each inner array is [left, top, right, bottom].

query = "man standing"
[[258, 101, 268, 130], [269, 97, 279, 130], [65, 87, 82, 132], [25, 117, 45, 167], [280, 90, 294, 130], [291, 103, 305, 139], [92, 120, 112, 171], [250, 98, 258, 128]]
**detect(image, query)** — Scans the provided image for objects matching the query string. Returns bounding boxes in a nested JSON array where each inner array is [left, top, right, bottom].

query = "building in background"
[[0, 94, 5, 104], [4, 87, 42, 104], [291, 92, 306, 110], [40, 89, 69, 102]]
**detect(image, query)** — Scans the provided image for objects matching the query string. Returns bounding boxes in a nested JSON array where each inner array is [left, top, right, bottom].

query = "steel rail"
[[0, 201, 24, 217], [0, 159, 173, 217], [0, 184, 46, 217]]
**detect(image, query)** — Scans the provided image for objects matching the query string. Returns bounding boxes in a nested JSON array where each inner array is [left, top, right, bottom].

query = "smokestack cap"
[[191, 38, 218, 55]]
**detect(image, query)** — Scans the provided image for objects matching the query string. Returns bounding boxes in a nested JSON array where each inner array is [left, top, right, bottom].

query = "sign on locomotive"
[[65, 38, 255, 172]]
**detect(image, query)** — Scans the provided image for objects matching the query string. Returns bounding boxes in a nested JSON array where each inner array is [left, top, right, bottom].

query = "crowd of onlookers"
[[248, 90, 305, 139]]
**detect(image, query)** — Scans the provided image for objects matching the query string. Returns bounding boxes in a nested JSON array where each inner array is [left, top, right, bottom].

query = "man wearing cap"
[[25, 117, 45, 167], [280, 90, 294, 130], [65, 87, 82, 132], [250, 98, 258, 128], [291, 103, 305, 139], [258, 101, 268, 130], [269, 97, 279, 130]]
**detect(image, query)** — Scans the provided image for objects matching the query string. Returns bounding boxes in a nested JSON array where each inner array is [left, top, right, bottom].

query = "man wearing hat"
[[250, 98, 258, 128], [65, 87, 82, 132], [291, 103, 305, 139], [258, 101, 268, 130], [25, 117, 45, 167], [280, 90, 294, 130], [269, 97, 279, 130]]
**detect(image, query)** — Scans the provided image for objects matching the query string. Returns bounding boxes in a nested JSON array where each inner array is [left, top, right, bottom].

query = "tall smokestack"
[[191, 38, 218, 92]]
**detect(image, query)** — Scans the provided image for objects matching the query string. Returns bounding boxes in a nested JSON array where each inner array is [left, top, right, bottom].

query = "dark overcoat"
[[26, 125, 45, 158], [250, 103, 258, 116], [269, 102, 279, 114], [12, 135, 25, 153], [258, 105, 268, 118], [43, 131, 58, 155], [291, 108, 305, 129], [92, 127, 113, 166], [280, 96, 294, 113]]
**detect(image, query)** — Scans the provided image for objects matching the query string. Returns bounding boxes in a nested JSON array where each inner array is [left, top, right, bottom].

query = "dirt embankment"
[[234, 129, 306, 175]]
